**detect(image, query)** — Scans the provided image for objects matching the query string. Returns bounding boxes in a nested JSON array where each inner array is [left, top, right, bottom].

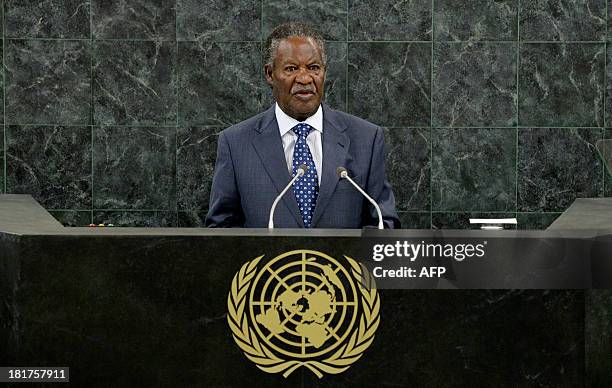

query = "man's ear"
[[264, 64, 274, 86]]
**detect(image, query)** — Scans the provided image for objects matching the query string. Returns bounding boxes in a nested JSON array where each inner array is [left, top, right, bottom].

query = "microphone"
[[268, 164, 309, 229], [337, 167, 384, 230]]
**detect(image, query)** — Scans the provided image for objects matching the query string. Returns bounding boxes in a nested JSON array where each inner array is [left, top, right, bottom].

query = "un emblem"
[[227, 249, 380, 378]]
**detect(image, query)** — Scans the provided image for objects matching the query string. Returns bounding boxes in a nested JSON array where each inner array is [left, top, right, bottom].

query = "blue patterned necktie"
[[291, 123, 319, 228]]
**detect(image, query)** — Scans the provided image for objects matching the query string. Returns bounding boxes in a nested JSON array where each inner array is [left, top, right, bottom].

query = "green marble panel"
[[384, 127, 430, 211], [178, 42, 263, 126], [520, 0, 606, 41], [434, 0, 518, 41], [605, 46, 612, 127], [432, 211, 516, 229], [516, 212, 562, 230], [262, 0, 347, 41], [519, 43, 604, 127], [321, 42, 348, 112], [93, 211, 178, 227], [6, 125, 92, 209], [432, 128, 516, 211], [176, 126, 220, 211], [0, 41, 4, 125], [93, 126, 176, 210], [605, 129, 612, 197], [93, 41, 177, 125], [49, 210, 92, 227], [92, 0, 175, 39], [349, 0, 431, 41], [5, 40, 91, 125], [433, 42, 517, 127], [5, 0, 90, 38], [518, 128, 603, 212], [177, 211, 207, 227], [348, 42, 431, 127], [397, 211, 431, 229], [177, 0, 260, 41]]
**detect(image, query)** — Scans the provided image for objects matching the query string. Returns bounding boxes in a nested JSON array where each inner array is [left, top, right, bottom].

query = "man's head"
[[264, 22, 327, 121]]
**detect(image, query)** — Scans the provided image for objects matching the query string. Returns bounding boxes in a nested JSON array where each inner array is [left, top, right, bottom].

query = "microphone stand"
[[268, 165, 309, 229], [337, 167, 384, 230]]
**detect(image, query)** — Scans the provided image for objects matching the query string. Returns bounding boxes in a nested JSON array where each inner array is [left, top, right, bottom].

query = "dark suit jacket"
[[205, 104, 400, 228]]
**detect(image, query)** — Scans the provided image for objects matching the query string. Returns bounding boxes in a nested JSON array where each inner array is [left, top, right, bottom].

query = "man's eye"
[[286, 66, 297, 72], [309, 65, 320, 71]]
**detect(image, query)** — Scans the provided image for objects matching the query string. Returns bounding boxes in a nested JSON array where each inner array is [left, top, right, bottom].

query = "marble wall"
[[1, 0, 611, 228]]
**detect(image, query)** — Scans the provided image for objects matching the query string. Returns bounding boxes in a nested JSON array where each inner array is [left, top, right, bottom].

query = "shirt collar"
[[275, 103, 323, 136]]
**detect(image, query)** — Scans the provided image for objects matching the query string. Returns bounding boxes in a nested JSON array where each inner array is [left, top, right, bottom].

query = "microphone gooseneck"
[[268, 164, 309, 229], [337, 167, 384, 229]]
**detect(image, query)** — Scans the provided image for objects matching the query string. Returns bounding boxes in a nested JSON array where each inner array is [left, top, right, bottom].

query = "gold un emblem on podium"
[[227, 249, 380, 378]]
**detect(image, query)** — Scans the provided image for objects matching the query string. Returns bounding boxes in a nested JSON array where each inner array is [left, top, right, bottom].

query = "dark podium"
[[1, 195, 611, 387]]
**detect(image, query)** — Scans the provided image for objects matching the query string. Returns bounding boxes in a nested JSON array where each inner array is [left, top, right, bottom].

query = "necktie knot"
[[292, 123, 313, 138]]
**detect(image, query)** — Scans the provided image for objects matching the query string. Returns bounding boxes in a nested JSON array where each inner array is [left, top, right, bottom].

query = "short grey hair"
[[263, 22, 327, 68]]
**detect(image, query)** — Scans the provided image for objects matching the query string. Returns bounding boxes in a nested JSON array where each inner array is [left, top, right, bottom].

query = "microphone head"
[[336, 166, 347, 178], [298, 164, 309, 175]]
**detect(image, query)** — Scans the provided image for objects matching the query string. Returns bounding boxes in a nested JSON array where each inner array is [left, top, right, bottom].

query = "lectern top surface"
[[0, 194, 64, 234], [547, 198, 612, 230], [0, 194, 610, 238]]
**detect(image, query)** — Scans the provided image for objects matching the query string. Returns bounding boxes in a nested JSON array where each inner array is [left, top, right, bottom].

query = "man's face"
[[265, 36, 326, 121]]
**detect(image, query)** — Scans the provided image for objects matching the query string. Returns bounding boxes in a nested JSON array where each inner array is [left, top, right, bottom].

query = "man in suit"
[[205, 22, 400, 229]]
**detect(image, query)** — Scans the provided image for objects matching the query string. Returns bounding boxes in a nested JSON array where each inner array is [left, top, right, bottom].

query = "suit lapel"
[[251, 106, 304, 227], [311, 105, 349, 227]]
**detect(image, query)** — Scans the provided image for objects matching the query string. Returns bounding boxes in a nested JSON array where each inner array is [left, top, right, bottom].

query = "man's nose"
[[295, 67, 313, 83]]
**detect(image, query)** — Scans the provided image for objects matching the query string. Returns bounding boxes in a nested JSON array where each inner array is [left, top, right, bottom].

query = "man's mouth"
[[293, 90, 315, 98]]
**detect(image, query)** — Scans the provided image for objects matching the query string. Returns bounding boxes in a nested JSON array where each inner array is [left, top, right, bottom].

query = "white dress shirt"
[[275, 103, 323, 185]]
